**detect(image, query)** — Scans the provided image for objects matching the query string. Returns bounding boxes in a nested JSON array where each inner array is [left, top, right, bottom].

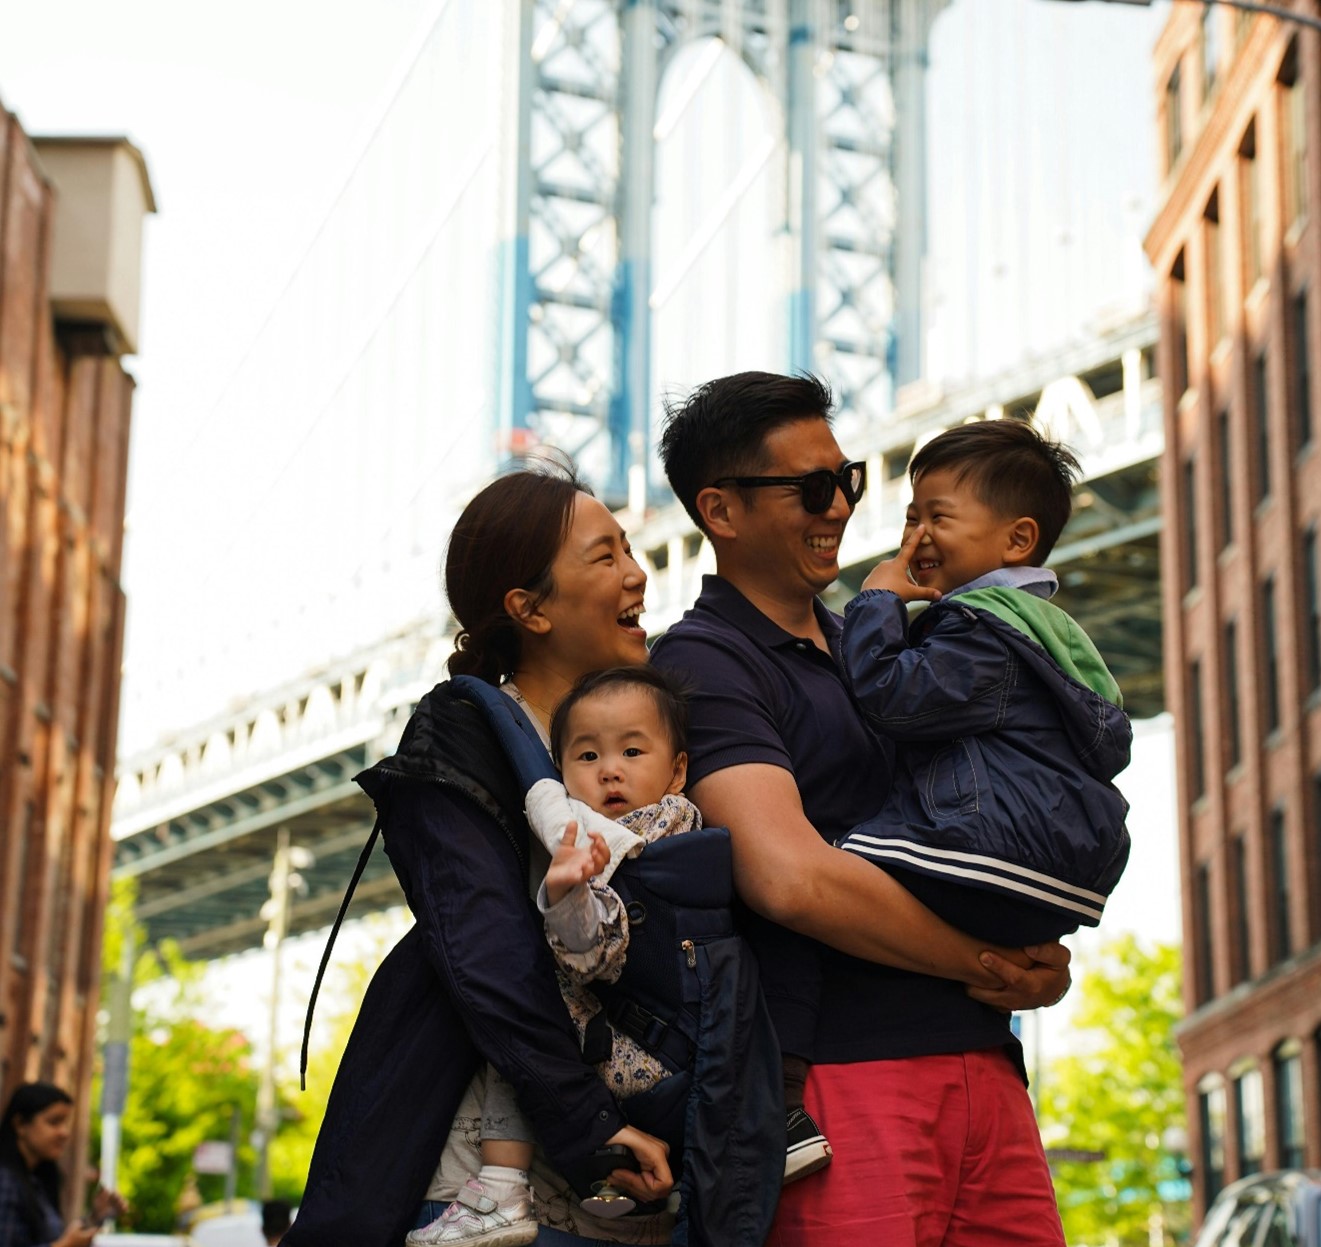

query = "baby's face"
[[559, 686, 687, 818]]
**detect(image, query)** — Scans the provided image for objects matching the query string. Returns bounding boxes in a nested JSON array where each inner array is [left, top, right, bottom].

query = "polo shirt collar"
[[694, 574, 842, 653]]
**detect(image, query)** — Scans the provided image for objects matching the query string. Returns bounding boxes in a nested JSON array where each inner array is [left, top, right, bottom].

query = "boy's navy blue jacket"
[[838, 585, 1132, 936], [285, 678, 780, 1247]]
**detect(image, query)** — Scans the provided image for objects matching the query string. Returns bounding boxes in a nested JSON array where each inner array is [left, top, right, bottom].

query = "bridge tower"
[[494, 0, 947, 505]]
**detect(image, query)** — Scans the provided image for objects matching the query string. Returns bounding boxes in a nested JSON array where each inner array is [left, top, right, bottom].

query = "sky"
[[0, 0, 1182, 1072]]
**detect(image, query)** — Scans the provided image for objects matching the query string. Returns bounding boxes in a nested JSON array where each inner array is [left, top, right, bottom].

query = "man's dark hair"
[[908, 419, 1082, 563], [550, 665, 689, 765], [659, 371, 834, 532]]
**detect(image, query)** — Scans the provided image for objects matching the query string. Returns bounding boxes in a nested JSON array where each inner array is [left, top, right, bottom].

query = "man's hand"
[[966, 941, 1072, 1012], [604, 1125, 673, 1202], [860, 524, 942, 602], [544, 823, 609, 906]]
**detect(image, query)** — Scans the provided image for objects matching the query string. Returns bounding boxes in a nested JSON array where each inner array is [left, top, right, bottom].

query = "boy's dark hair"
[[909, 419, 1082, 563], [659, 371, 834, 532], [550, 666, 690, 764]]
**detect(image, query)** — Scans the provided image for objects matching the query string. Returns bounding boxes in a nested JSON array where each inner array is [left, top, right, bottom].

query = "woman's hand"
[[89, 1188, 128, 1225], [54, 1222, 100, 1247], [604, 1124, 673, 1203], [544, 823, 610, 906], [966, 941, 1072, 1012]]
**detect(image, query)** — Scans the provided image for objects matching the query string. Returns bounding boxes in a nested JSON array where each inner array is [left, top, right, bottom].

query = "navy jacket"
[[285, 681, 626, 1247], [838, 587, 1132, 937]]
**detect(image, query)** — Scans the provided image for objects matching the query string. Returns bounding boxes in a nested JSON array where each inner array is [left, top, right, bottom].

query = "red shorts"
[[769, 1049, 1065, 1247]]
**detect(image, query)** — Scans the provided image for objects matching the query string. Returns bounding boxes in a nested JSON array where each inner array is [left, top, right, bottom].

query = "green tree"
[[93, 880, 261, 1231], [1037, 934, 1189, 1247]]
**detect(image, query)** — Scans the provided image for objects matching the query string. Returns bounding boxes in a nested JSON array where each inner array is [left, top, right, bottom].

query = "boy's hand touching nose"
[[861, 524, 942, 602]]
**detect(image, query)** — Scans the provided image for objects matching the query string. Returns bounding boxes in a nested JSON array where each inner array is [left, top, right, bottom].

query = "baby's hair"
[[908, 419, 1082, 562], [550, 666, 690, 765]]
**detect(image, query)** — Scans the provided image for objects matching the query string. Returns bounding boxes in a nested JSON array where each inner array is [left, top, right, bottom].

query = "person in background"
[[0, 1083, 126, 1247]]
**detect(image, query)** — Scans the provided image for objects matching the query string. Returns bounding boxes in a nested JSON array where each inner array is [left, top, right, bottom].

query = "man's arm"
[[691, 762, 1070, 1009]]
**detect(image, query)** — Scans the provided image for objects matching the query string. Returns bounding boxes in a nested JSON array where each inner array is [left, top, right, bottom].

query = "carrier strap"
[[604, 994, 696, 1074], [299, 815, 382, 1090]]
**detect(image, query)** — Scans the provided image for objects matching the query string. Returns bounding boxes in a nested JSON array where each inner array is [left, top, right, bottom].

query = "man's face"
[[725, 418, 858, 600]]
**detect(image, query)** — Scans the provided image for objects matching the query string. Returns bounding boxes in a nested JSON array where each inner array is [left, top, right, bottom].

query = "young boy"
[[839, 418, 1132, 943], [408, 666, 693, 1247]]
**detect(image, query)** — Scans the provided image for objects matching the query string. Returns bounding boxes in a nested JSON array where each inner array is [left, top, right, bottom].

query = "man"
[[650, 371, 1069, 1245]]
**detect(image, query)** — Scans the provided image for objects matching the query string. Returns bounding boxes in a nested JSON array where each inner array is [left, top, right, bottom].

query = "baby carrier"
[[302, 676, 782, 1247]]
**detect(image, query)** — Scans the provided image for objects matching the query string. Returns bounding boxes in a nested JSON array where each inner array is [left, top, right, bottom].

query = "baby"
[[407, 665, 692, 1247]]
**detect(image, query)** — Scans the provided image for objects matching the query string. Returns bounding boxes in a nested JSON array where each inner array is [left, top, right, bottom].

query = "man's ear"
[[503, 587, 552, 636], [696, 487, 736, 540], [1003, 517, 1040, 566]]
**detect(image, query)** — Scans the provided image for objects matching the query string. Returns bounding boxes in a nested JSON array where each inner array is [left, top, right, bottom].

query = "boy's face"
[[559, 686, 687, 818], [903, 467, 1036, 597]]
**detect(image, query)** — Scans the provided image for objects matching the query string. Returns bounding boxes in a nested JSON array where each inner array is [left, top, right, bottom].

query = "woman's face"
[[14, 1101, 73, 1166], [535, 494, 648, 680]]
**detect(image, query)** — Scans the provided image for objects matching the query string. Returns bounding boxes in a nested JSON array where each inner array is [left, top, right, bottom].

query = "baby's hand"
[[545, 822, 609, 905], [860, 523, 942, 602]]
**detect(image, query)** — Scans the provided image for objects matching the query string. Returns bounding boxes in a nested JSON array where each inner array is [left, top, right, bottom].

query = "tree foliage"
[[1037, 934, 1189, 1247], [93, 879, 261, 1231]]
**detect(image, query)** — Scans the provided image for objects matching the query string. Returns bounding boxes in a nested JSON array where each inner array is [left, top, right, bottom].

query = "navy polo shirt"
[[651, 574, 1018, 1065]]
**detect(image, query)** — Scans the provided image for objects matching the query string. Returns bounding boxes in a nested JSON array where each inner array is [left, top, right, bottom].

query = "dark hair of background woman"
[[445, 460, 588, 684], [0, 1082, 73, 1237]]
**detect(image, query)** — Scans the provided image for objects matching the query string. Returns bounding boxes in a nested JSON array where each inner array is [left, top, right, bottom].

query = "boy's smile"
[[903, 467, 1037, 597]]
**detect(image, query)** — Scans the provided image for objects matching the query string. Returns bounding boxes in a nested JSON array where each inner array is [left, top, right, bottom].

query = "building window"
[[1205, 192, 1224, 347], [1253, 349, 1271, 503], [1202, 7, 1219, 99], [1224, 619, 1241, 769], [1281, 42, 1306, 227], [1305, 526, 1320, 694], [1219, 409, 1234, 549], [1232, 832, 1251, 984], [1167, 62, 1184, 170], [1195, 862, 1215, 1004], [1262, 575, 1280, 734], [1274, 1042, 1305, 1169], [1234, 1065, 1266, 1176], [1292, 290, 1311, 450], [1200, 1074, 1227, 1203], [1172, 251, 1190, 396], [1270, 806, 1291, 962], [1184, 456, 1199, 592], [1241, 124, 1262, 287], [1190, 658, 1206, 798]]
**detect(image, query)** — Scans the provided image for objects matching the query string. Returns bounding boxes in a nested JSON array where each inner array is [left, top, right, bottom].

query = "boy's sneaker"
[[405, 1178, 537, 1247], [784, 1106, 833, 1185]]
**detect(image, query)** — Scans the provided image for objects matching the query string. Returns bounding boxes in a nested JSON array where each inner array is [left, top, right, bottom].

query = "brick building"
[[0, 95, 152, 1187], [1143, 2, 1321, 1219]]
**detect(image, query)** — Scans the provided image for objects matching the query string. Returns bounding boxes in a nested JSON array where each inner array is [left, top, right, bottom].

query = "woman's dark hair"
[[1, 1082, 72, 1233], [549, 665, 690, 766], [445, 461, 590, 684]]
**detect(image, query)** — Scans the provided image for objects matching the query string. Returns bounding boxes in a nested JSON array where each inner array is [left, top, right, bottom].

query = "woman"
[[0, 1083, 125, 1247], [288, 467, 679, 1247]]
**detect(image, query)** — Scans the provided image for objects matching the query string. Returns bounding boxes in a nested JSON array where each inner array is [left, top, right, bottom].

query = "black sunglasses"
[[711, 460, 867, 515]]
